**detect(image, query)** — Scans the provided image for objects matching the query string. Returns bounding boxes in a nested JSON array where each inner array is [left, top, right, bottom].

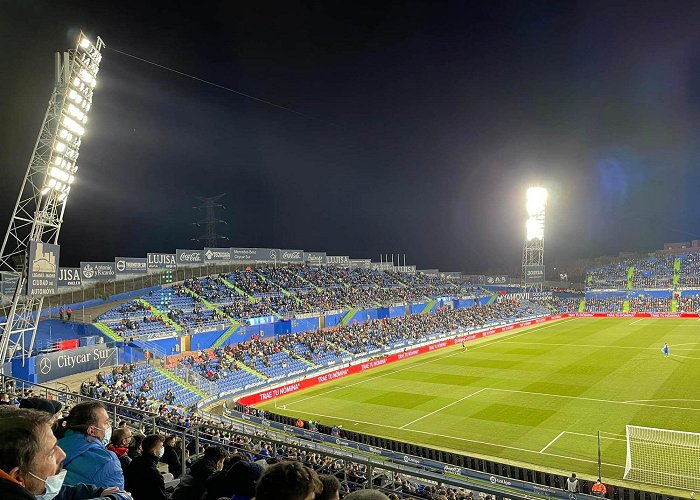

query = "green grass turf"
[[255, 318, 700, 487]]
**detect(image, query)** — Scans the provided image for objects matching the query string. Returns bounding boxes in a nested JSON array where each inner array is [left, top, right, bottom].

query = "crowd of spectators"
[[629, 256, 674, 289], [676, 294, 700, 312], [587, 262, 631, 289], [679, 253, 700, 288], [97, 266, 490, 340], [628, 297, 672, 313], [584, 297, 623, 312], [588, 254, 698, 290]]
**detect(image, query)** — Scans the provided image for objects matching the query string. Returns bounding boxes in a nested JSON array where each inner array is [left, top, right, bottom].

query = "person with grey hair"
[[0, 406, 129, 500], [344, 490, 390, 500]]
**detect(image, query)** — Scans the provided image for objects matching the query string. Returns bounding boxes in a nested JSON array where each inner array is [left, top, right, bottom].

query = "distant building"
[[658, 241, 700, 255]]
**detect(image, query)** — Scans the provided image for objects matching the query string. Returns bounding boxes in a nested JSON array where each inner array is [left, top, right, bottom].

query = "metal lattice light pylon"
[[0, 32, 104, 365]]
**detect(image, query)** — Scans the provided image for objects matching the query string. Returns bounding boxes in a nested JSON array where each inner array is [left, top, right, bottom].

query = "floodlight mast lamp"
[[521, 187, 547, 292], [0, 32, 104, 365]]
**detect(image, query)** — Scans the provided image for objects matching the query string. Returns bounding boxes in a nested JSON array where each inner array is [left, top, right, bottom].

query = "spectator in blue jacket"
[[55, 402, 125, 490]]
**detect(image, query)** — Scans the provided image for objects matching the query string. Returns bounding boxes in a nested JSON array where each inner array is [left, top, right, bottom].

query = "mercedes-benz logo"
[[569, 494, 577, 500], [39, 358, 51, 375]]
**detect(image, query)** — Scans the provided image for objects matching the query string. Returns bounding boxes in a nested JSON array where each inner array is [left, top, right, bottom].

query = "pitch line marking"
[[539, 431, 565, 453], [629, 318, 646, 326], [489, 388, 700, 412], [564, 431, 626, 442], [399, 388, 486, 429], [285, 407, 625, 469], [502, 341, 700, 352], [670, 354, 700, 360], [282, 319, 573, 408]]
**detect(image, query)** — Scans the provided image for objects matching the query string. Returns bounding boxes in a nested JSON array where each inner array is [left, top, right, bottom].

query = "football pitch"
[[256, 318, 700, 484]]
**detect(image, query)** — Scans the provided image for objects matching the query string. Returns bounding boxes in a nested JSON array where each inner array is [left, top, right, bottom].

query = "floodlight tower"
[[0, 33, 104, 364], [521, 187, 548, 292]]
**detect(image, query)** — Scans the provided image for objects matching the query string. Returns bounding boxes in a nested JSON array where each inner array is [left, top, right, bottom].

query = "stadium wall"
[[323, 311, 347, 328], [191, 329, 229, 350]]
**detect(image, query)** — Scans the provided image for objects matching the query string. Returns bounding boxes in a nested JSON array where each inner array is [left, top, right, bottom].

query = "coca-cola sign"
[[279, 249, 303, 262], [176, 249, 204, 264]]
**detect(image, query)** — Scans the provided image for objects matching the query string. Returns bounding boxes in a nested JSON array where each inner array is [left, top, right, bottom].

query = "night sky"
[[3, 1, 700, 276]]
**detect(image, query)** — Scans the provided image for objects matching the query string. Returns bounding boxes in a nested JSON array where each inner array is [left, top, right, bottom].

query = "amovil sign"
[[34, 344, 118, 383]]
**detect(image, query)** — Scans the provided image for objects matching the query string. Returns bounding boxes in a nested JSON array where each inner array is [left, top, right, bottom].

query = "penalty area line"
[[539, 431, 565, 453]]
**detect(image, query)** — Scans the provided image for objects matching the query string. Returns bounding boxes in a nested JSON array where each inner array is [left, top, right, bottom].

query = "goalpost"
[[624, 425, 700, 492]]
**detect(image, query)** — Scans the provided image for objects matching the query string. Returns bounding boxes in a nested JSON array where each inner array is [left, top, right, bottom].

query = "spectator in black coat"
[[127, 435, 143, 461], [202, 458, 262, 500], [124, 434, 166, 500], [170, 446, 227, 500], [159, 436, 181, 478]]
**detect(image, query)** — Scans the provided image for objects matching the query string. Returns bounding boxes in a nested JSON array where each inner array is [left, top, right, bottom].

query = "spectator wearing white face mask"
[[55, 402, 125, 490], [124, 435, 167, 500]]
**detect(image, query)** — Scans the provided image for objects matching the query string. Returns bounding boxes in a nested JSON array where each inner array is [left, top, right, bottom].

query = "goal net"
[[624, 425, 700, 492]]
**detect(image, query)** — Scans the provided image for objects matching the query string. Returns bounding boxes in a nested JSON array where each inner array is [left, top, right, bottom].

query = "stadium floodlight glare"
[[526, 187, 548, 215], [525, 187, 547, 241], [526, 218, 544, 241]]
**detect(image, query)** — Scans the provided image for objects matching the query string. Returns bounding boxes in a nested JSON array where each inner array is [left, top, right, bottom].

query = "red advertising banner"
[[567, 312, 700, 319]]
